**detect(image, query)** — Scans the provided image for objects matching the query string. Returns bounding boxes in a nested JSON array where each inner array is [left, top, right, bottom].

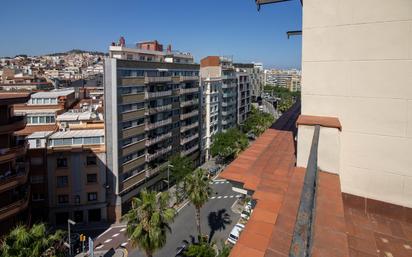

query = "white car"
[[227, 223, 245, 245], [241, 210, 251, 220]]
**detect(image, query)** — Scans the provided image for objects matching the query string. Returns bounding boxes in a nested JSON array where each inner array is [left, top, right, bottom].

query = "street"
[[93, 178, 241, 257]]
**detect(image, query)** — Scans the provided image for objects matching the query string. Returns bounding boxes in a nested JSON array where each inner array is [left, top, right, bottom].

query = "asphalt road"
[[128, 179, 241, 257]]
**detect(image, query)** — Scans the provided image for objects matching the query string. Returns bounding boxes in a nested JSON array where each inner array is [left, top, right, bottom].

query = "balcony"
[[146, 146, 172, 162], [0, 142, 28, 164], [122, 171, 147, 191], [222, 101, 235, 107], [180, 87, 199, 94], [221, 74, 236, 80], [145, 118, 172, 130], [222, 92, 236, 98], [221, 109, 236, 116], [180, 110, 199, 120], [145, 90, 172, 99], [222, 83, 237, 89], [180, 144, 199, 157], [146, 162, 169, 178], [179, 76, 199, 82], [180, 121, 199, 133], [145, 132, 172, 147], [0, 116, 27, 134], [222, 118, 235, 125], [145, 76, 172, 84], [0, 162, 29, 193], [180, 133, 199, 145], [0, 187, 30, 221], [180, 99, 199, 107], [145, 104, 172, 115]]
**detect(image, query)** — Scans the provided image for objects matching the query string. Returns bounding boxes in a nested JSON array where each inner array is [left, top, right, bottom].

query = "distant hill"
[[47, 49, 108, 56]]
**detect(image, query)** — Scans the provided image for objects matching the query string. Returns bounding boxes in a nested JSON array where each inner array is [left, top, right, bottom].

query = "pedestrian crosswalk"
[[209, 194, 242, 200], [209, 181, 230, 185]]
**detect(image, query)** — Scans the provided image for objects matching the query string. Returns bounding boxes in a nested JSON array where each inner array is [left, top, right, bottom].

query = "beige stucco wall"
[[301, 0, 412, 207]]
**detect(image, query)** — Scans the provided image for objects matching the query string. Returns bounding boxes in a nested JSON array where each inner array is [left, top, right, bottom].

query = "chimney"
[[167, 44, 172, 53]]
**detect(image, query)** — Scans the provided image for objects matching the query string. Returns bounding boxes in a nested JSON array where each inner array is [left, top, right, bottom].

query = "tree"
[[184, 240, 216, 257], [242, 106, 275, 136], [0, 223, 65, 257], [210, 129, 248, 161], [216, 243, 231, 257], [123, 190, 176, 257], [278, 94, 293, 113], [168, 155, 194, 204], [185, 169, 212, 238]]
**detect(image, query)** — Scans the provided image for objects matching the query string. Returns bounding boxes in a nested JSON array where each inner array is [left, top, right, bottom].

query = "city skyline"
[[0, 0, 302, 69]]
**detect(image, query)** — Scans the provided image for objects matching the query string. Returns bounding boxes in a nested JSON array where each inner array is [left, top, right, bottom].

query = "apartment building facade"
[[0, 93, 31, 235], [104, 41, 201, 221], [234, 62, 264, 100], [236, 72, 251, 124], [200, 56, 239, 161]]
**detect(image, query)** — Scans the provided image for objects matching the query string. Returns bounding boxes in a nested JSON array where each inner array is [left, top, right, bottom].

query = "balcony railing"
[[145, 118, 172, 130], [180, 133, 199, 145], [145, 76, 172, 83], [222, 92, 236, 98], [146, 146, 172, 162], [222, 83, 237, 89], [146, 104, 172, 115], [146, 162, 169, 178], [145, 132, 172, 147], [145, 90, 172, 99], [180, 121, 199, 133], [180, 76, 199, 82], [289, 125, 320, 257], [0, 162, 29, 193], [180, 87, 199, 94], [0, 115, 27, 134], [0, 186, 30, 221], [0, 142, 28, 164], [180, 110, 199, 120], [222, 101, 236, 107], [181, 144, 199, 157], [221, 109, 236, 116], [180, 99, 199, 107], [222, 118, 235, 125]]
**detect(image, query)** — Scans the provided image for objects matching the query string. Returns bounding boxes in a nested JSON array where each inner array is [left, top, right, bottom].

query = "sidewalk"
[[75, 248, 127, 257]]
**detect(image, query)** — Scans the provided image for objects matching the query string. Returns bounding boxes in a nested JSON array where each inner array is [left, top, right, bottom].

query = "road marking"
[[112, 233, 119, 237], [230, 195, 234, 198], [236, 194, 242, 198], [120, 228, 126, 232], [224, 196, 228, 198], [210, 196, 216, 199], [217, 196, 222, 199], [96, 245, 104, 250], [121, 242, 128, 247], [213, 179, 226, 182], [97, 227, 112, 239], [112, 224, 127, 228], [176, 199, 190, 212], [104, 239, 112, 243]]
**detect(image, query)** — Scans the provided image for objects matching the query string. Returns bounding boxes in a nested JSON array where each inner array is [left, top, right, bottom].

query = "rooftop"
[[31, 88, 74, 98], [49, 129, 104, 139], [27, 131, 54, 139], [56, 111, 97, 121]]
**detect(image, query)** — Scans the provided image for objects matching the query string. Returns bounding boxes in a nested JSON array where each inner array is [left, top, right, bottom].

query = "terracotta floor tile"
[[263, 249, 287, 257], [347, 235, 378, 256], [348, 248, 378, 257], [274, 213, 296, 234], [374, 232, 412, 257], [267, 229, 292, 255]]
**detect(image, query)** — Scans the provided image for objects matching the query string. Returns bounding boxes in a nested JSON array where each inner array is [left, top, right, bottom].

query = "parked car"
[[227, 223, 245, 245], [175, 243, 187, 256], [241, 210, 251, 220]]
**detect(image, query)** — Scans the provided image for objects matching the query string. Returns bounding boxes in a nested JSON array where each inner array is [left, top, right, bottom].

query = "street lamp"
[[67, 219, 76, 257], [167, 164, 174, 190]]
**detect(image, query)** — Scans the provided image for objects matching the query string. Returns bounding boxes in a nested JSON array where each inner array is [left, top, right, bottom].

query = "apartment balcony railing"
[[180, 121, 199, 133], [222, 101, 236, 107], [145, 132, 172, 147], [146, 162, 169, 178], [145, 118, 172, 130], [0, 116, 27, 134], [0, 186, 30, 221], [0, 142, 28, 164], [180, 87, 199, 94], [145, 76, 172, 84], [146, 104, 172, 115], [180, 110, 199, 120], [180, 133, 199, 145], [146, 146, 172, 162], [221, 74, 237, 80], [180, 76, 199, 82], [222, 83, 237, 89], [180, 99, 199, 107], [221, 109, 236, 116], [181, 144, 199, 157], [289, 125, 320, 257], [145, 90, 172, 99], [0, 162, 29, 193], [222, 118, 235, 125], [222, 92, 236, 98]]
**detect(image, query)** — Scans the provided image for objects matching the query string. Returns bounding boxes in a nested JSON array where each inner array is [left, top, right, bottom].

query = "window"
[[30, 175, 44, 184], [87, 174, 97, 184], [57, 157, 68, 168], [86, 156, 97, 166], [56, 176, 68, 187], [58, 195, 69, 204], [87, 192, 98, 202], [32, 193, 45, 202], [35, 139, 41, 148]]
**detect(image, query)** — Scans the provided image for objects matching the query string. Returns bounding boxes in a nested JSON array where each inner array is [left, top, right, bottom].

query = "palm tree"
[[184, 240, 216, 257], [122, 190, 176, 257], [0, 223, 65, 257], [185, 169, 212, 238]]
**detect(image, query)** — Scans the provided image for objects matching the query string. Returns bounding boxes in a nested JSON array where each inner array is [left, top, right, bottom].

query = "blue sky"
[[1, 0, 302, 68]]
